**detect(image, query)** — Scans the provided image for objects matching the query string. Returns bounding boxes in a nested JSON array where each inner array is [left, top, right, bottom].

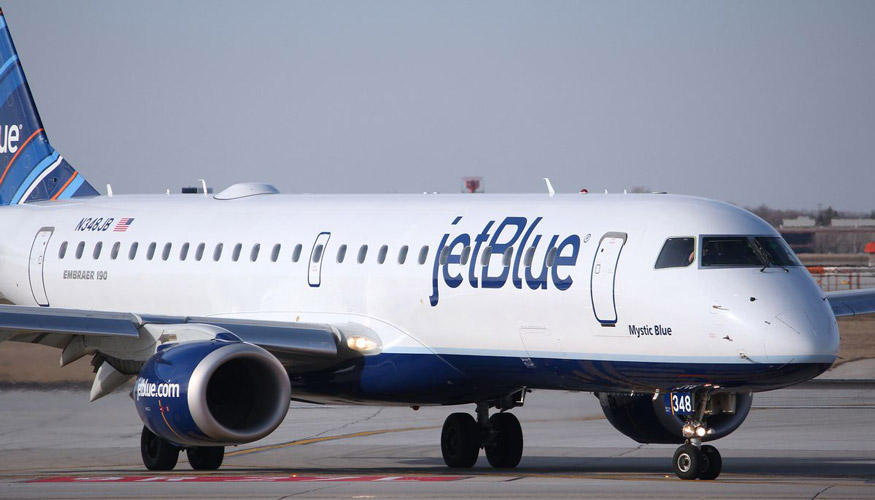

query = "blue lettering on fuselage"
[[429, 216, 580, 306]]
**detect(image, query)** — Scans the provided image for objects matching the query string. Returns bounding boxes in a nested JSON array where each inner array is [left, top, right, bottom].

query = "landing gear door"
[[590, 232, 627, 325], [29, 227, 53, 306], [308, 232, 331, 287]]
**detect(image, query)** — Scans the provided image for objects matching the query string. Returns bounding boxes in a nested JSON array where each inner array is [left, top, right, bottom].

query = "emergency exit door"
[[29, 228, 53, 306], [590, 232, 627, 325]]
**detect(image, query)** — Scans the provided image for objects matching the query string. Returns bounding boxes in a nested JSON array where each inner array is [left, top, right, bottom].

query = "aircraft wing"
[[0, 304, 339, 366], [825, 289, 875, 317]]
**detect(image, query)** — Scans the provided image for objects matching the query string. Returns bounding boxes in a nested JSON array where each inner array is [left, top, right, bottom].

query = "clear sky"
[[5, 1, 874, 211]]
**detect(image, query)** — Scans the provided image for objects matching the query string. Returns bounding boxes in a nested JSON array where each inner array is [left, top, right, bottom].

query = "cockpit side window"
[[655, 237, 695, 269]]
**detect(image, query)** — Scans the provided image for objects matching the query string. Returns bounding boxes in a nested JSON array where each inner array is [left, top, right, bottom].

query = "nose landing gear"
[[672, 395, 724, 480]]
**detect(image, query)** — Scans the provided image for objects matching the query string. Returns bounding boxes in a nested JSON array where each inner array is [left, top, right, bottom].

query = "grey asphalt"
[[0, 382, 873, 499]]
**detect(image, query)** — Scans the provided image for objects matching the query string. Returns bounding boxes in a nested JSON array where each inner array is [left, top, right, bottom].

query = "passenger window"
[[337, 244, 347, 263], [398, 245, 409, 264], [75, 242, 84, 259], [271, 244, 281, 262], [313, 244, 324, 263], [146, 242, 156, 260], [111, 242, 120, 260], [418, 245, 429, 264], [195, 243, 205, 261], [546, 247, 558, 267], [655, 237, 695, 269], [128, 242, 138, 260], [524, 247, 535, 267], [358, 245, 368, 263], [460, 246, 471, 265], [58, 241, 68, 259], [480, 246, 492, 266], [250, 244, 260, 262], [377, 245, 388, 264], [232, 243, 242, 262], [93, 241, 102, 259], [213, 243, 223, 261], [162, 243, 172, 261], [180, 242, 190, 261], [292, 244, 303, 262], [439, 246, 449, 265], [502, 247, 513, 267]]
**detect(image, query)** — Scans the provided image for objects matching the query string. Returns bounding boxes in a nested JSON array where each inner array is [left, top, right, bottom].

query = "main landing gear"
[[140, 426, 225, 471], [440, 393, 526, 469]]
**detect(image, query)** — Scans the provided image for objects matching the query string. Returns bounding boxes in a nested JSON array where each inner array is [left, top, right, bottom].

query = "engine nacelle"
[[597, 392, 753, 444], [134, 339, 291, 447]]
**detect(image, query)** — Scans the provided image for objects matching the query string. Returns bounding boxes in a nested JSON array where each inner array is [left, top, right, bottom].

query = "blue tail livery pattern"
[[0, 10, 97, 205]]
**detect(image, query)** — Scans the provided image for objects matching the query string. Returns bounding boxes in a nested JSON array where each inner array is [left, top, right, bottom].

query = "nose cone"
[[764, 304, 839, 366]]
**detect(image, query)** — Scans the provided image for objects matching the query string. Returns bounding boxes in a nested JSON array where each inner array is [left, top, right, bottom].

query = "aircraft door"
[[308, 232, 331, 287], [29, 228, 53, 306], [590, 232, 627, 325]]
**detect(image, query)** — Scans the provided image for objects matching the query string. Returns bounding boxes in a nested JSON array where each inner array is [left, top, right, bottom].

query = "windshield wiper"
[[754, 240, 788, 273]]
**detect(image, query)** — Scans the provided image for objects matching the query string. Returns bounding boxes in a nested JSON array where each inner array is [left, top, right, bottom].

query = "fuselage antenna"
[[543, 178, 555, 197]]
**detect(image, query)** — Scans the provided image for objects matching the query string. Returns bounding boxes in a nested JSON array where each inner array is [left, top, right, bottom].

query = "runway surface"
[[1, 383, 873, 499]]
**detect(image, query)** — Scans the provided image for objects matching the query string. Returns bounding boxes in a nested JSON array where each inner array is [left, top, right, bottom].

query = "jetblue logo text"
[[135, 377, 180, 401], [0, 124, 20, 154], [429, 216, 580, 306]]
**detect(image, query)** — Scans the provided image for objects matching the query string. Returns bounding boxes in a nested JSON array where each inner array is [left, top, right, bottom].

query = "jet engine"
[[134, 338, 291, 447], [596, 392, 752, 444]]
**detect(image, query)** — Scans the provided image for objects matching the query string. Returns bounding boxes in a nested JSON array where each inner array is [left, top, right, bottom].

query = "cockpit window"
[[753, 237, 803, 267], [655, 237, 695, 269], [701, 236, 802, 268]]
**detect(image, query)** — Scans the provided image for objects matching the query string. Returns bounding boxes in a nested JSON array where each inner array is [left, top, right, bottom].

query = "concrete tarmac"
[[1, 384, 873, 499]]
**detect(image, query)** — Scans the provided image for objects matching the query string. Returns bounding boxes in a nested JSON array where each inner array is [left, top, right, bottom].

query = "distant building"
[[831, 218, 875, 228], [782, 216, 816, 228]]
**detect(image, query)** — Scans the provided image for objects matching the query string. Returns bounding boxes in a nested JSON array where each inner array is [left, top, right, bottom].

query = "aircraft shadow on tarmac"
[[139, 456, 874, 480]]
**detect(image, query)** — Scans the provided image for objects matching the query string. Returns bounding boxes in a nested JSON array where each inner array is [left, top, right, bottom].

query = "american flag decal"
[[113, 218, 135, 232]]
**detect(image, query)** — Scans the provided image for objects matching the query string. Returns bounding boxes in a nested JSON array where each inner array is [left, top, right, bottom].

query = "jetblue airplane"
[[0, 10, 872, 481]]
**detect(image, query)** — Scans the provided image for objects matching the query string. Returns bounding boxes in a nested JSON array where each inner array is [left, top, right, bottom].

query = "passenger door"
[[28, 228, 53, 306], [590, 232, 627, 325]]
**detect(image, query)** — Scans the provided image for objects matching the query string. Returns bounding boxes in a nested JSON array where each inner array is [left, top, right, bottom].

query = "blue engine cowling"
[[134, 339, 291, 447]]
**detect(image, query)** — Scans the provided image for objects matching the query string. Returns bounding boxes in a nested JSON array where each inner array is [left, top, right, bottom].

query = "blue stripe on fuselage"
[[290, 352, 831, 405]]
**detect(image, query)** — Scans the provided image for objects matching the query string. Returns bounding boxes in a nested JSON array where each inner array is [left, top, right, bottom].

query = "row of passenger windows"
[[57, 240, 562, 268], [56, 240, 435, 265]]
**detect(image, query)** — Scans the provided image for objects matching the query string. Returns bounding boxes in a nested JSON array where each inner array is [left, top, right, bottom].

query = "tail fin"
[[0, 10, 98, 205]]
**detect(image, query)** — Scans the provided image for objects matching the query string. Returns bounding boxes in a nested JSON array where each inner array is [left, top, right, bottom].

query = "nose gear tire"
[[673, 444, 703, 480], [697, 444, 722, 480]]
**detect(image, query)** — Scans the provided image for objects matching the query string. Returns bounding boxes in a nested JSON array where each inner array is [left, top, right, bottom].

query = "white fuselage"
[[0, 191, 839, 399]]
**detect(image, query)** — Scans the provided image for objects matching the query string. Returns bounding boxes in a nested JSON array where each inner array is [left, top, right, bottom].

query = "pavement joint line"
[[225, 425, 442, 457], [225, 415, 606, 458]]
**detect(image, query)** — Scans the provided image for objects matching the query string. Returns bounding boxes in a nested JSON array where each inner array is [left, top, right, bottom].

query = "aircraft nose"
[[763, 306, 839, 365]]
